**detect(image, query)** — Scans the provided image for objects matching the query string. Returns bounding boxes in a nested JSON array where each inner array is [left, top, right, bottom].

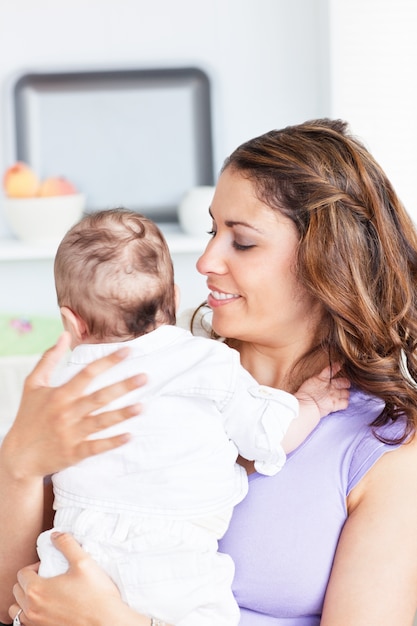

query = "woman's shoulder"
[[349, 426, 417, 506], [317, 386, 407, 440], [309, 387, 409, 494]]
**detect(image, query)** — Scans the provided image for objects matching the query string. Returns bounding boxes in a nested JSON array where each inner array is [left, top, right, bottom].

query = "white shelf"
[[0, 223, 209, 261], [0, 238, 59, 260]]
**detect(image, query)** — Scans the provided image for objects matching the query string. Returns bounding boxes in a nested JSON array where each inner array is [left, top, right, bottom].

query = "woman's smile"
[[207, 288, 241, 307]]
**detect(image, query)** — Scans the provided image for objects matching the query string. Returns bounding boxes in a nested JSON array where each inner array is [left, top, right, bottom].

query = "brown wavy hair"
[[211, 119, 417, 441]]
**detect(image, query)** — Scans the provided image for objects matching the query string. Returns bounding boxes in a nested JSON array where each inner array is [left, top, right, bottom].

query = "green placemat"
[[0, 313, 63, 356]]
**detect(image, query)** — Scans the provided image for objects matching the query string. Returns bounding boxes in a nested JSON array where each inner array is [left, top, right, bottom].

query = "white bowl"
[[3, 194, 86, 245]]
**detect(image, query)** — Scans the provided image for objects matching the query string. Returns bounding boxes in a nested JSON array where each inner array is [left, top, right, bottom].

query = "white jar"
[[177, 186, 215, 236]]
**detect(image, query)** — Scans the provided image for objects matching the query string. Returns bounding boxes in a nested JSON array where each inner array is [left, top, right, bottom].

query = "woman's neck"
[[229, 337, 329, 394]]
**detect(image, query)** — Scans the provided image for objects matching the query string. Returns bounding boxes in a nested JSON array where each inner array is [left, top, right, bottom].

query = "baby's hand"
[[295, 365, 350, 419], [280, 365, 350, 454]]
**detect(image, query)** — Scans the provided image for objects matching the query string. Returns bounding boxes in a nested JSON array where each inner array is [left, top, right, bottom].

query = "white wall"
[[2, 0, 417, 316], [2, 0, 416, 229], [0, 0, 330, 237], [329, 0, 417, 221]]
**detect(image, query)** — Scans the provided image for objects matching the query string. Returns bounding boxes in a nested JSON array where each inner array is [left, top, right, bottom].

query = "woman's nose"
[[196, 238, 226, 276], [196, 243, 211, 276]]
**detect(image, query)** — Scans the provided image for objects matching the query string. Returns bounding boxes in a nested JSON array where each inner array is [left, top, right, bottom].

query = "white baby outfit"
[[37, 325, 298, 626]]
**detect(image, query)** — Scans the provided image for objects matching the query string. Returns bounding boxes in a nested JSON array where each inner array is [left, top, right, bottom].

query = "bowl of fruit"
[[2, 162, 86, 245]]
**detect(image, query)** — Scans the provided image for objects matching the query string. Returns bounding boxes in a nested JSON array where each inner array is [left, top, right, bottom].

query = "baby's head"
[[54, 208, 177, 345]]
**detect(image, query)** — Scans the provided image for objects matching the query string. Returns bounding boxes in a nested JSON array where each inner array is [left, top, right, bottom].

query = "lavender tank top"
[[219, 388, 406, 625]]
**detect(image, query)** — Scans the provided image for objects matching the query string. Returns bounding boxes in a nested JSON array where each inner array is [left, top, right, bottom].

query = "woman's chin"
[[211, 314, 236, 340]]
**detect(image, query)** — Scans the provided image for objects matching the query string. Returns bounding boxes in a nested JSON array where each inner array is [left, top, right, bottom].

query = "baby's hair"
[[54, 208, 176, 341]]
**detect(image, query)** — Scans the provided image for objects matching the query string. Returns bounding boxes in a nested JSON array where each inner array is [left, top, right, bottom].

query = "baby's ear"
[[174, 284, 181, 312], [59, 306, 88, 347]]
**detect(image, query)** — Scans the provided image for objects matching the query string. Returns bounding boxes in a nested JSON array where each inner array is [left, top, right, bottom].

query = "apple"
[[3, 162, 40, 198], [38, 176, 77, 197]]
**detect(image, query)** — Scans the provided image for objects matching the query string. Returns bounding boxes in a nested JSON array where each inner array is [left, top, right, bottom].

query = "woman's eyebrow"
[[225, 219, 263, 233], [209, 208, 263, 233]]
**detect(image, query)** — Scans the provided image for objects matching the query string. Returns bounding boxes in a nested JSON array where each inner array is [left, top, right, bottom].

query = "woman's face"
[[196, 168, 322, 351]]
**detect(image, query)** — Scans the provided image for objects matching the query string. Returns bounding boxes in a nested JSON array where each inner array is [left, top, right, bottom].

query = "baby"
[[37, 208, 349, 626]]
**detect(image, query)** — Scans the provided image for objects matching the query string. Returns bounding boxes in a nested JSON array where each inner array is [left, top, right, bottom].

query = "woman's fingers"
[[9, 536, 88, 626], [9, 565, 39, 624], [55, 345, 132, 393], [9, 535, 123, 626], [83, 403, 142, 434], [3, 339, 148, 477], [49, 532, 85, 565], [25, 335, 144, 405], [24, 332, 71, 388], [71, 373, 147, 421]]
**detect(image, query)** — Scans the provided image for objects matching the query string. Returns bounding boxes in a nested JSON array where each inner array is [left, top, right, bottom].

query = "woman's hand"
[[1, 332, 147, 480], [9, 533, 151, 626], [0, 333, 147, 618]]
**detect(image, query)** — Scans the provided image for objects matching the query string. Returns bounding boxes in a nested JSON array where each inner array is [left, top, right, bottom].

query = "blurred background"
[[0, 0, 416, 224]]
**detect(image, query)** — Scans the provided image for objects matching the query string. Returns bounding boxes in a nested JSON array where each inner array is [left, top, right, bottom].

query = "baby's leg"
[[116, 548, 240, 626]]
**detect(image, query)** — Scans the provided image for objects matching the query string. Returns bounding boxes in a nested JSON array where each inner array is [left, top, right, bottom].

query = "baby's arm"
[[281, 365, 350, 453]]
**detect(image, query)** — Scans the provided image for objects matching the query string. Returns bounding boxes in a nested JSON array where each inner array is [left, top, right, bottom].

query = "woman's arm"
[[321, 434, 417, 625], [9, 533, 173, 626], [0, 333, 146, 620]]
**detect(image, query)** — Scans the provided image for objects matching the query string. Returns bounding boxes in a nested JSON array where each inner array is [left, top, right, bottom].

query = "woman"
[[2, 118, 417, 625]]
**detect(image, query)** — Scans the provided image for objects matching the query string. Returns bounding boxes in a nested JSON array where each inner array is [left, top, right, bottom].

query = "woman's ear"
[[59, 306, 89, 347]]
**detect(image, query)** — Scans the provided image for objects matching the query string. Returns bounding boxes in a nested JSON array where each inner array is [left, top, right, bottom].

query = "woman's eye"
[[206, 228, 255, 250], [233, 241, 255, 251]]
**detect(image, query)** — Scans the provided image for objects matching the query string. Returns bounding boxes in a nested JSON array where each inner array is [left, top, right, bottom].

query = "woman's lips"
[[207, 290, 240, 307]]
